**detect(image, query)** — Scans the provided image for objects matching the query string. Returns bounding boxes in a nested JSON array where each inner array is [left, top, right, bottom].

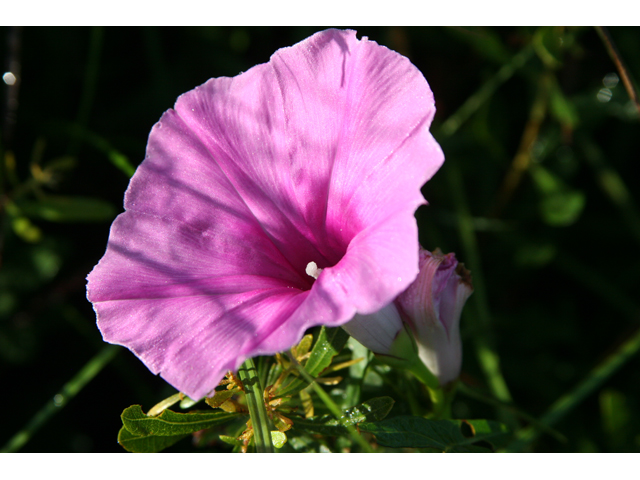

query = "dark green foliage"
[[360, 416, 509, 452]]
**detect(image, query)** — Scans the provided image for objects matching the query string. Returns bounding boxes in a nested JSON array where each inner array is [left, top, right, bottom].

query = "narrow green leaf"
[[305, 327, 350, 377], [549, 80, 579, 129], [121, 405, 242, 437], [292, 396, 395, 436], [359, 416, 509, 452], [277, 327, 349, 397], [16, 195, 116, 223], [219, 435, 243, 447], [108, 151, 136, 178], [117, 426, 187, 453], [533, 26, 564, 68], [600, 389, 632, 451]]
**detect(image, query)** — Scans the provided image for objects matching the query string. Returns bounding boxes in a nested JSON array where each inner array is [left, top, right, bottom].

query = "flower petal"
[[87, 29, 444, 399]]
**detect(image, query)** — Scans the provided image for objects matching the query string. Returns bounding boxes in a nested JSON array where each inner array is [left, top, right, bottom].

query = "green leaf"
[[304, 327, 350, 377], [344, 337, 370, 407], [359, 416, 509, 452], [219, 435, 243, 447], [277, 326, 349, 397], [292, 396, 395, 436], [600, 388, 632, 451], [550, 80, 579, 129], [533, 26, 564, 69], [121, 405, 242, 437], [117, 426, 187, 453], [108, 151, 136, 178], [530, 165, 585, 226], [16, 195, 116, 223], [11, 216, 42, 243]]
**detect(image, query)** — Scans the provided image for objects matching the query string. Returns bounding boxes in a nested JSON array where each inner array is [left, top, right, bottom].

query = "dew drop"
[[597, 88, 613, 103], [2, 72, 17, 85], [53, 394, 64, 407], [603, 72, 619, 89]]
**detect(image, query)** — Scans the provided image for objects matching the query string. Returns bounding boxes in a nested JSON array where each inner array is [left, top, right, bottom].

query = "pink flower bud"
[[396, 248, 473, 385]]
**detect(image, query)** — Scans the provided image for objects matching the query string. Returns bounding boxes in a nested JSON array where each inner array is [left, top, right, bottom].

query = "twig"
[[595, 27, 640, 117]]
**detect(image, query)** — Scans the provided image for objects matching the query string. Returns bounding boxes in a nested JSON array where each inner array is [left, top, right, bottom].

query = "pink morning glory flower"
[[86, 29, 444, 400]]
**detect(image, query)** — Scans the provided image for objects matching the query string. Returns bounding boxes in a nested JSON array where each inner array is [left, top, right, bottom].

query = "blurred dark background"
[[1, 26, 639, 452]]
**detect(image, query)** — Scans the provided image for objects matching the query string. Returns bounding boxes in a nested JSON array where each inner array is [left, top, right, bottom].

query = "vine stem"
[[289, 352, 374, 453], [237, 358, 274, 453], [1, 344, 119, 453]]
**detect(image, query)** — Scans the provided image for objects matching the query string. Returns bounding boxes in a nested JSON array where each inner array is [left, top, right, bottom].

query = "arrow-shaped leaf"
[[117, 426, 188, 453]]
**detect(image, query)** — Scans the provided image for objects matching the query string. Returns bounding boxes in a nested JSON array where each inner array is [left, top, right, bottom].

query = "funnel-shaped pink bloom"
[[86, 29, 444, 400]]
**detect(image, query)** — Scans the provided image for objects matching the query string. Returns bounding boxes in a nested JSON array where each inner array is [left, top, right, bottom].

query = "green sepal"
[[359, 416, 509, 452], [121, 405, 243, 437], [292, 396, 395, 436], [117, 426, 188, 453], [277, 326, 349, 397]]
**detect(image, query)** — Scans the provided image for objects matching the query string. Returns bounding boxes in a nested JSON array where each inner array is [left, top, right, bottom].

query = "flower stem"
[[238, 358, 274, 453], [289, 352, 374, 453]]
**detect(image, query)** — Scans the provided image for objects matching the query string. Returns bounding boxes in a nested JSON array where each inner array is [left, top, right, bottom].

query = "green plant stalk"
[[580, 135, 640, 248], [446, 162, 516, 428], [237, 358, 274, 453], [457, 383, 567, 444], [554, 252, 639, 323], [439, 43, 534, 137], [1, 344, 119, 453], [505, 326, 640, 452], [405, 358, 450, 419], [289, 353, 374, 453], [69, 26, 104, 156], [433, 42, 535, 426]]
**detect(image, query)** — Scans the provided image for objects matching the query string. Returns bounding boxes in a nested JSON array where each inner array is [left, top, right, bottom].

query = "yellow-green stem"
[[289, 352, 374, 453], [238, 358, 274, 453]]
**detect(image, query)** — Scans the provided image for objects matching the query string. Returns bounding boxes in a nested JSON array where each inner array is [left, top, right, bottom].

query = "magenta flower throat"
[[86, 29, 444, 401]]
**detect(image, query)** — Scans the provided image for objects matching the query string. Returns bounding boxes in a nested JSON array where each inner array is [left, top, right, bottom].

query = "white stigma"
[[305, 261, 322, 280]]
